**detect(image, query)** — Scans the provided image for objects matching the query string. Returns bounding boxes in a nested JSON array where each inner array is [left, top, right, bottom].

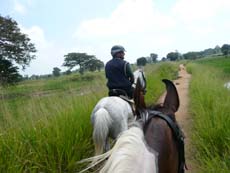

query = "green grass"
[[0, 63, 179, 172], [196, 55, 230, 75], [144, 62, 178, 104], [187, 57, 230, 172], [1, 72, 104, 99], [0, 90, 106, 172]]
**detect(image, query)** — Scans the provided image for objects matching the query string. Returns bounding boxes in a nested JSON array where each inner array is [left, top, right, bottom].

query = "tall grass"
[[0, 63, 178, 172], [0, 91, 107, 172], [144, 62, 178, 104], [187, 59, 230, 172]]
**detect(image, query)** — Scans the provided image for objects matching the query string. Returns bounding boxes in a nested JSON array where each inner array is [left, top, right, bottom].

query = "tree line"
[[1, 14, 230, 85], [136, 44, 230, 66]]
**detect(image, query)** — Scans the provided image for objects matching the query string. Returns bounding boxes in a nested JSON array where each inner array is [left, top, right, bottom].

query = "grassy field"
[[187, 56, 230, 172], [0, 62, 178, 172], [0, 78, 105, 172]]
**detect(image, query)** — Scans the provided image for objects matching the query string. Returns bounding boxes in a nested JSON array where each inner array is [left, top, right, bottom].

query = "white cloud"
[[72, 0, 230, 62], [74, 0, 175, 39], [20, 25, 52, 49], [5, 0, 230, 76], [171, 0, 230, 50], [13, 0, 35, 15], [19, 25, 66, 76], [14, 0, 26, 14], [172, 0, 230, 23], [72, 0, 177, 62]]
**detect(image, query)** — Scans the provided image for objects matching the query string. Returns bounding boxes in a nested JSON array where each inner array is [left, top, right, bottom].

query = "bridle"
[[138, 109, 187, 173]]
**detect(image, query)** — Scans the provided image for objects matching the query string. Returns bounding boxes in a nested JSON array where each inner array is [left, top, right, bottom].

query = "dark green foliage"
[[201, 47, 221, 57], [137, 57, 147, 66], [63, 53, 91, 69], [182, 45, 222, 60], [63, 52, 104, 74], [0, 15, 36, 68], [65, 70, 72, 75], [221, 44, 230, 56], [166, 52, 179, 61], [0, 59, 22, 85], [161, 57, 167, 61], [52, 67, 61, 77], [150, 53, 158, 63], [183, 51, 201, 60], [0, 15, 36, 85], [84, 58, 104, 72]]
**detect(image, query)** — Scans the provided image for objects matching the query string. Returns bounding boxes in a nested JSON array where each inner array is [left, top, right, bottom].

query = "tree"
[[161, 57, 167, 61], [221, 44, 230, 56], [95, 59, 104, 71], [65, 70, 72, 75], [166, 52, 179, 61], [0, 59, 22, 85], [63, 53, 94, 74], [137, 57, 147, 66], [84, 58, 104, 72], [0, 15, 36, 68], [0, 15, 36, 84], [52, 67, 61, 77], [150, 53, 158, 63], [214, 45, 221, 54]]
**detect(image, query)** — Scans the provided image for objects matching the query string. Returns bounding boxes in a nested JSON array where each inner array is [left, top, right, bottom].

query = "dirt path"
[[174, 65, 196, 172], [158, 64, 196, 172]]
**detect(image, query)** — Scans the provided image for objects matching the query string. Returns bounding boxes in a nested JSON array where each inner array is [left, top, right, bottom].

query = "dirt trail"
[[174, 65, 196, 172], [158, 64, 196, 172]]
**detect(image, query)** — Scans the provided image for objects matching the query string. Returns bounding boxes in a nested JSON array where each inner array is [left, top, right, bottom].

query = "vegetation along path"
[[174, 64, 196, 173], [158, 64, 195, 172]]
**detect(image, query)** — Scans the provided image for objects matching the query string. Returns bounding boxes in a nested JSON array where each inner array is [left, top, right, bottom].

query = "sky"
[[1, 0, 230, 76]]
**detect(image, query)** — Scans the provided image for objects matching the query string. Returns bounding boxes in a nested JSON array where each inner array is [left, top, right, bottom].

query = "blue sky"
[[1, 0, 230, 76]]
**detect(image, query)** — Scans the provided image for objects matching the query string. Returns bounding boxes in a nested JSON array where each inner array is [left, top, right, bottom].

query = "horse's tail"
[[93, 108, 112, 156]]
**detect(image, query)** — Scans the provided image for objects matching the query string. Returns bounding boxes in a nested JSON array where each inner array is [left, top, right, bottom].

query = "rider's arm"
[[125, 63, 134, 84]]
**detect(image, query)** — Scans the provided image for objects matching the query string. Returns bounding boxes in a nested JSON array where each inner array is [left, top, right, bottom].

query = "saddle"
[[108, 89, 136, 116], [109, 89, 129, 97]]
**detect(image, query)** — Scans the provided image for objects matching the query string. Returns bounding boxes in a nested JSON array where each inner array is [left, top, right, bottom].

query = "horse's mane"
[[147, 104, 176, 122], [79, 122, 157, 173]]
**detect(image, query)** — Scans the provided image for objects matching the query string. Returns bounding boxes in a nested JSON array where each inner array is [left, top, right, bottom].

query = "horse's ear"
[[162, 79, 179, 112], [134, 78, 146, 113]]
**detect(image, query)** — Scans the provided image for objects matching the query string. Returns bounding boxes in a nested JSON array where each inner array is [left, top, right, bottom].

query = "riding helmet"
[[111, 45, 126, 56]]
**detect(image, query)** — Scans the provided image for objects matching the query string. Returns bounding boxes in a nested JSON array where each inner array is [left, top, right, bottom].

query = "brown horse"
[[134, 79, 186, 173]]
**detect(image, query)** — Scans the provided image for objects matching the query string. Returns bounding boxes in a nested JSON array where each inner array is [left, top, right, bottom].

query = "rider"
[[105, 45, 134, 99]]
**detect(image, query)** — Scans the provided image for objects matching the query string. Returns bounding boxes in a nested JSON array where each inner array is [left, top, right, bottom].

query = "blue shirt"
[[105, 58, 134, 90]]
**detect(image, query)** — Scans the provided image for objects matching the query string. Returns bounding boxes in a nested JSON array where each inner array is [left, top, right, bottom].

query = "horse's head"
[[134, 78, 179, 120], [144, 80, 185, 173], [151, 79, 179, 118]]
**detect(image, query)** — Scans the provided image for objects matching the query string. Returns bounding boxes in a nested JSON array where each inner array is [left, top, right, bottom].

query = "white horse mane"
[[133, 68, 146, 89], [79, 122, 158, 173]]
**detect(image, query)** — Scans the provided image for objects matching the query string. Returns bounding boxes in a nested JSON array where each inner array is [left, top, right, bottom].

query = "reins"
[[140, 109, 187, 173]]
